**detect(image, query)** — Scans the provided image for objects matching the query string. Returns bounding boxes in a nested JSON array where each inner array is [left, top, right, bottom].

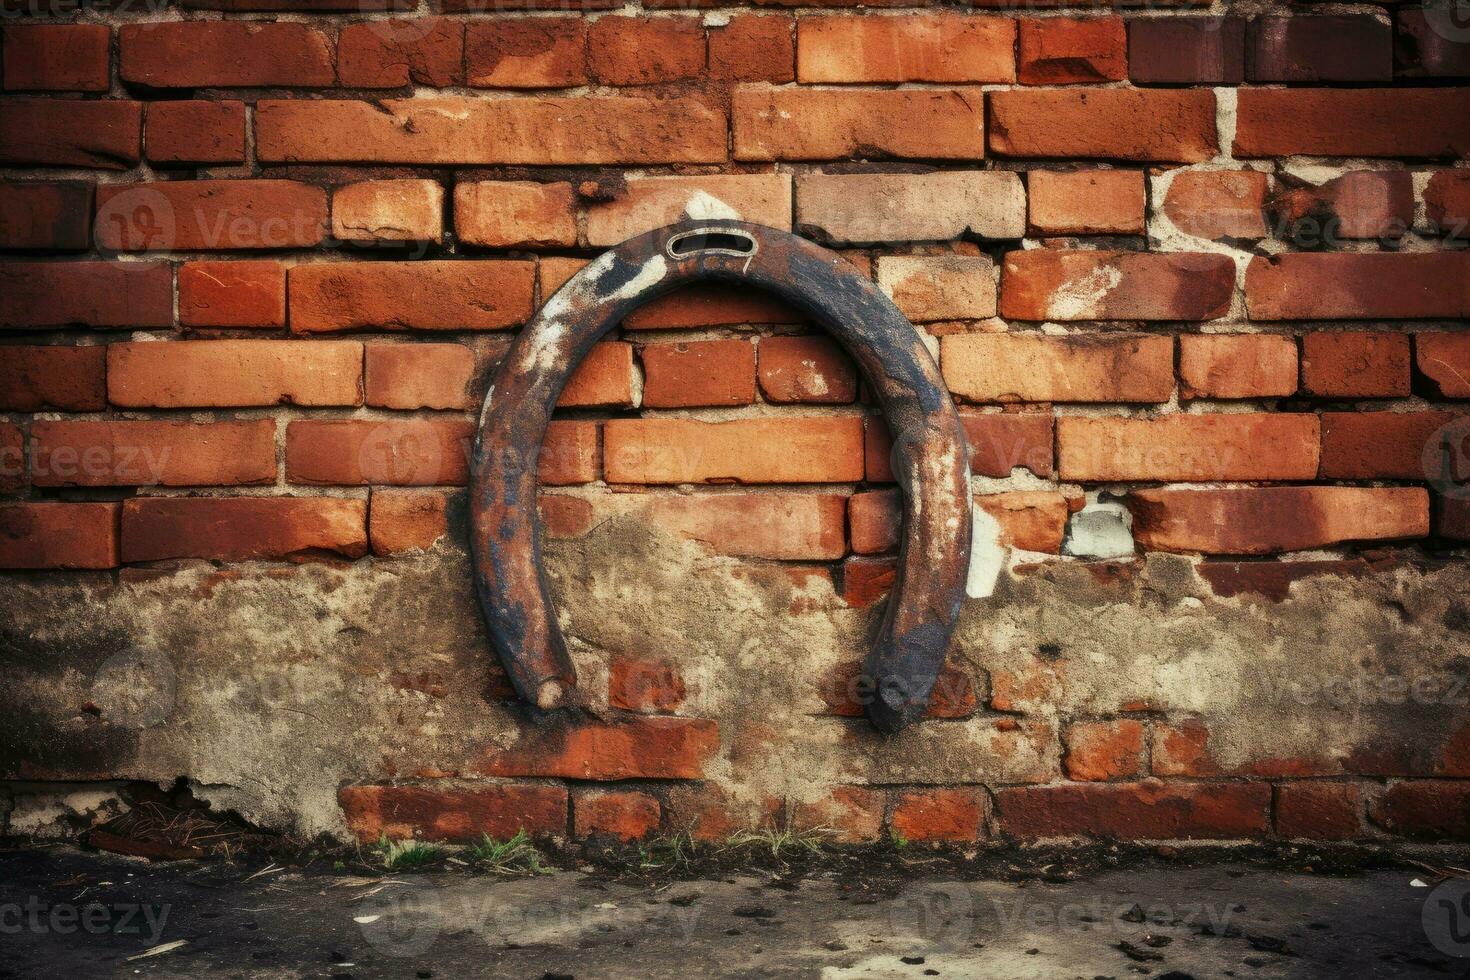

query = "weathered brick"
[[841, 555, 896, 609], [256, 97, 726, 165], [0, 502, 118, 569], [604, 417, 864, 485], [332, 180, 443, 244], [454, 181, 576, 248], [1064, 720, 1145, 781], [1418, 333, 1470, 399], [978, 491, 1070, 554], [2, 24, 110, 92], [1441, 496, 1470, 541], [1000, 250, 1234, 322], [709, 14, 793, 82], [890, 788, 987, 843], [0, 99, 141, 169], [179, 260, 287, 329], [587, 15, 704, 85], [820, 658, 976, 720], [1129, 17, 1244, 84], [796, 14, 1015, 83], [1301, 331, 1411, 398], [996, 781, 1271, 839], [1269, 171, 1413, 243], [665, 785, 782, 842], [123, 496, 368, 563], [586, 174, 792, 247], [0, 181, 92, 250], [1320, 411, 1459, 480], [1179, 334, 1297, 400], [1126, 486, 1429, 555], [145, 101, 246, 165], [1027, 169, 1144, 235], [989, 89, 1217, 163], [1161, 170, 1269, 240], [757, 335, 857, 405], [574, 789, 661, 842], [1276, 782, 1364, 840], [95, 181, 328, 251], [1397, 8, 1470, 78], [366, 343, 475, 410], [640, 492, 847, 561], [866, 412, 1054, 481], [559, 342, 636, 408], [32, 419, 276, 487], [640, 339, 756, 408], [120, 22, 334, 88], [734, 85, 986, 162], [369, 488, 451, 556], [1424, 171, 1470, 235], [792, 786, 884, 843], [476, 717, 719, 780], [0, 261, 171, 328], [0, 345, 105, 411], [943, 333, 1173, 403], [541, 421, 600, 485], [877, 255, 995, 322], [1245, 253, 1470, 320], [465, 18, 587, 88], [796, 171, 1025, 244], [1234, 89, 1470, 159], [1058, 414, 1320, 482], [1018, 17, 1126, 85], [1248, 16, 1391, 83], [1372, 781, 1470, 838], [339, 783, 567, 843], [287, 418, 471, 486], [338, 18, 464, 88], [607, 655, 686, 713], [849, 489, 900, 555], [290, 260, 535, 332], [109, 340, 362, 408]]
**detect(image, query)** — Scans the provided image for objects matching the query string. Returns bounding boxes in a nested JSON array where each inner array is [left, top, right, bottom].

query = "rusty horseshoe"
[[471, 221, 972, 732]]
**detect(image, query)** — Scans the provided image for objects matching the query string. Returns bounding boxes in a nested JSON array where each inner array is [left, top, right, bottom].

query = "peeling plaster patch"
[[1062, 499, 1135, 559], [8, 786, 127, 839], [684, 191, 741, 222], [966, 503, 1005, 599]]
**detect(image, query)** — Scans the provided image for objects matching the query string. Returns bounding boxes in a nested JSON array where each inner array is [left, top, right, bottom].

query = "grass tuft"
[[720, 826, 830, 861], [467, 829, 549, 875], [373, 834, 445, 871]]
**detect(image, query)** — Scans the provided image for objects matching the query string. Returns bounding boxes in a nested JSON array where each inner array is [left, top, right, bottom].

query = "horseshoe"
[[470, 221, 972, 732]]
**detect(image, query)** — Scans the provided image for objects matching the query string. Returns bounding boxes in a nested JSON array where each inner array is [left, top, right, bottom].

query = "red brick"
[[476, 716, 718, 780], [145, 101, 246, 165], [758, 336, 857, 404], [289, 260, 535, 332], [587, 15, 704, 85], [1301, 332, 1411, 398], [665, 785, 782, 842], [1027, 170, 1144, 235], [943, 333, 1173, 404], [1234, 89, 1470, 159], [849, 489, 900, 555], [574, 789, 661, 842], [539, 495, 594, 539], [1397, 8, 1470, 78], [560, 342, 636, 408], [1001, 250, 1233, 322], [978, 491, 1070, 554], [366, 343, 475, 411], [1371, 781, 1470, 838], [890, 788, 987, 843], [1269, 171, 1413, 243], [96, 180, 327, 251], [0, 99, 141, 169], [0, 502, 118, 569], [1058, 414, 1320, 482], [1418, 333, 1470, 399], [734, 85, 986, 162], [1019, 17, 1126, 85], [1178, 334, 1297, 400], [796, 14, 1015, 83], [0, 261, 170, 328], [792, 786, 884, 843], [287, 418, 471, 486], [709, 14, 793, 82], [2, 24, 109, 92], [332, 180, 443, 244], [338, 18, 464, 88], [586, 174, 792, 247], [256, 97, 726, 165], [465, 18, 587, 88], [454, 181, 576, 248], [866, 413, 1054, 481], [604, 417, 864, 485], [1065, 720, 1145, 781], [1248, 16, 1391, 83], [1126, 486, 1429, 555], [0, 345, 105, 411], [1425, 171, 1470, 235], [639, 339, 756, 408], [120, 22, 334, 88], [841, 555, 896, 608], [1276, 782, 1363, 840], [877, 255, 996, 322], [996, 781, 1270, 839], [989, 89, 1217, 163], [1441, 496, 1470, 541], [608, 655, 686, 712], [796, 171, 1025, 244], [32, 419, 276, 487], [109, 340, 361, 408], [1129, 17, 1244, 84], [0, 181, 91, 250], [122, 496, 367, 563], [541, 421, 600, 485], [820, 658, 976, 719], [1245, 253, 1470, 320], [369, 488, 451, 556], [339, 784, 566, 843], [179, 260, 287, 329], [1320, 411, 1459, 480], [1162, 170, 1269, 240], [641, 492, 846, 560]]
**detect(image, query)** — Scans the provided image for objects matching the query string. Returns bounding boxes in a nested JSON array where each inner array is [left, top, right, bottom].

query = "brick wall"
[[2, 1, 1470, 846]]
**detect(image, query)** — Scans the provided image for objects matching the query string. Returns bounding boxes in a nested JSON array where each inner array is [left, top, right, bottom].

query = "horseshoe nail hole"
[[667, 230, 757, 258]]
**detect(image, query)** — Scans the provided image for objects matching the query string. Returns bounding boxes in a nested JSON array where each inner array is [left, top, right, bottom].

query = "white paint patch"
[[1062, 499, 1135, 560], [1048, 264, 1121, 320], [683, 191, 741, 222], [965, 502, 1005, 599], [607, 253, 668, 302]]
